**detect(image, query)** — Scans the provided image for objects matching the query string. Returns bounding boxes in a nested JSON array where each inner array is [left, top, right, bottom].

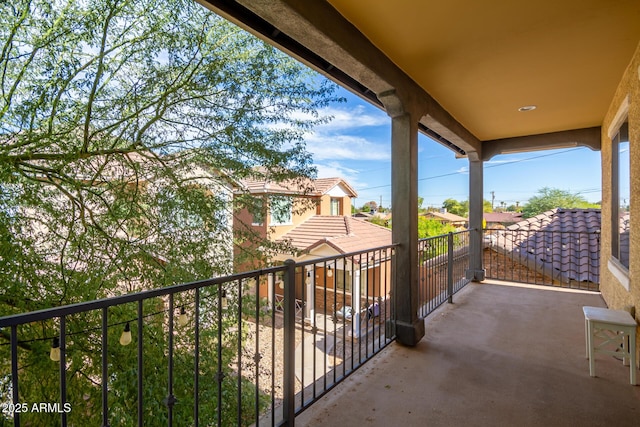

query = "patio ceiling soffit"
[[199, 0, 482, 159]]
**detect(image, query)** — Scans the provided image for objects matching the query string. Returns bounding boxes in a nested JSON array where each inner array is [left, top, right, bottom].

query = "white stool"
[[583, 306, 637, 385]]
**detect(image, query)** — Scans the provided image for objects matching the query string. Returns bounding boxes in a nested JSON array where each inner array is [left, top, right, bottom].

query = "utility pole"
[[491, 191, 495, 211]]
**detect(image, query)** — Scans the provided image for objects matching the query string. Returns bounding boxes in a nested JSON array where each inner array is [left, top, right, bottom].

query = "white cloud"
[[306, 134, 390, 161], [456, 166, 469, 174], [315, 105, 388, 131], [315, 161, 366, 191]]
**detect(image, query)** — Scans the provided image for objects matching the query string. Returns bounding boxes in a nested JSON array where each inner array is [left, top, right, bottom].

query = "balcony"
[[296, 280, 640, 426], [0, 230, 636, 426]]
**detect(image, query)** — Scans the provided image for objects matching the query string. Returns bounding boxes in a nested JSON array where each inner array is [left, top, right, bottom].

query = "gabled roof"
[[423, 211, 467, 223], [492, 208, 601, 283], [239, 175, 357, 197], [279, 216, 391, 254], [484, 212, 523, 224], [313, 177, 358, 197]]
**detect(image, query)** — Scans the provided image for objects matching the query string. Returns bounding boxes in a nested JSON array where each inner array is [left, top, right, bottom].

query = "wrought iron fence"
[[483, 228, 600, 291], [0, 245, 395, 426], [417, 231, 471, 318]]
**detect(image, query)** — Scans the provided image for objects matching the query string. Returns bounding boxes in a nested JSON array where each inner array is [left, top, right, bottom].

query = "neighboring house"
[[275, 215, 392, 338], [233, 174, 391, 337], [11, 151, 237, 293], [353, 211, 374, 220], [422, 210, 467, 228], [485, 208, 601, 285], [484, 212, 523, 228], [234, 175, 356, 240]]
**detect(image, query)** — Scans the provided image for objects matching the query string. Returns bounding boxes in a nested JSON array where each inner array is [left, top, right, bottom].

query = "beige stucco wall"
[[600, 41, 640, 351], [268, 193, 352, 240], [317, 194, 351, 216]]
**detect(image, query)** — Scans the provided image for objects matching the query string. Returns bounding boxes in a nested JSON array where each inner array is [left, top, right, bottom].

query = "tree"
[[442, 198, 468, 217], [361, 201, 378, 212], [417, 217, 456, 238], [440, 198, 492, 216], [521, 187, 598, 218], [0, 0, 340, 424]]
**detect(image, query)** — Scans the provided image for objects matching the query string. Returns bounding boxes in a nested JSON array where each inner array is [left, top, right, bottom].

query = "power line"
[[355, 147, 585, 192]]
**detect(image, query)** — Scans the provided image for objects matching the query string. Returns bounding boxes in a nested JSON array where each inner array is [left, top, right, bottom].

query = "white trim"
[[608, 257, 630, 291], [608, 95, 629, 139]]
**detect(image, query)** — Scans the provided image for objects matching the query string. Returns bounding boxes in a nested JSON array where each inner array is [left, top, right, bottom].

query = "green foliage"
[[0, 0, 340, 424], [417, 217, 457, 239], [369, 216, 390, 228], [521, 187, 598, 218], [441, 198, 492, 216], [442, 198, 468, 217]]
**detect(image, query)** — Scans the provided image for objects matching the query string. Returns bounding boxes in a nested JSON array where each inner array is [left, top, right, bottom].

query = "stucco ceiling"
[[326, 0, 640, 141]]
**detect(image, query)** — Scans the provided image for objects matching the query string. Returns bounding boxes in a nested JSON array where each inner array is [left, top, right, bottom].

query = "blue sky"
[[307, 86, 602, 210]]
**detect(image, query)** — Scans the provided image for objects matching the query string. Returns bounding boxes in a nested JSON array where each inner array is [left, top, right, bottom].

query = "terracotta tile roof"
[[239, 176, 357, 197], [279, 216, 392, 254], [423, 211, 467, 222], [493, 208, 601, 283], [484, 212, 523, 224]]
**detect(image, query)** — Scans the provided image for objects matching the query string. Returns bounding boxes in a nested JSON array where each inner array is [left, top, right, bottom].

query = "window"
[[330, 198, 341, 216], [611, 120, 630, 269], [251, 198, 264, 226], [269, 196, 292, 225]]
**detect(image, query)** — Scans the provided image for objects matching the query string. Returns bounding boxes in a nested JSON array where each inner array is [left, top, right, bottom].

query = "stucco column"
[[467, 156, 486, 281], [380, 90, 424, 346]]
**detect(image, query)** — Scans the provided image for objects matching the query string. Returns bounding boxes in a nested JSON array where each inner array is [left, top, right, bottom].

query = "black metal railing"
[[483, 228, 600, 291], [417, 231, 471, 318], [0, 245, 395, 426]]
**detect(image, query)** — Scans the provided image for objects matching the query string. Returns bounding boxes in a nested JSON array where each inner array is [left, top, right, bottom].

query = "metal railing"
[[0, 245, 395, 426], [483, 228, 600, 291], [417, 231, 471, 318]]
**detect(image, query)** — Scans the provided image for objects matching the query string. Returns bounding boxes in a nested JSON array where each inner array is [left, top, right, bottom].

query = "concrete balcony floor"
[[296, 280, 640, 427]]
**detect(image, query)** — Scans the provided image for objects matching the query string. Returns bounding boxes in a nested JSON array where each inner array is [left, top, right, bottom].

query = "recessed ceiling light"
[[518, 105, 537, 112]]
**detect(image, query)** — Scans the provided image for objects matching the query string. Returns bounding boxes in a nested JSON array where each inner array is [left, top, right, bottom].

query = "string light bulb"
[[177, 306, 189, 326], [327, 266, 333, 278], [221, 290, 228, 308], [119, 322, 132, 346], [50, 337, 61, 362]]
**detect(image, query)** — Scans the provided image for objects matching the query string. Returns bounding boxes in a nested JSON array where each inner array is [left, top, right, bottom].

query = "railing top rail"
[[418, 229, 471, 244], [0, 264, 285, 327], [0, 243, 399, 328]]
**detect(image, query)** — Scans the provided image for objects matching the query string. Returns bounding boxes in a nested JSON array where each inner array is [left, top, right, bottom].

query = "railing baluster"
[[102, 308, 109, 427], [194, 288, 200, 427], [282, 259, 296, 427], [137, 300, 143, 427], [448, 232, 454, 303], [59, 316, 67, 427], [237, 279, 243, 425], [166, 294, 175, 427], [253, 275, 260, 427], [270, 273, 276, 427], [11, 325, 19, 427]]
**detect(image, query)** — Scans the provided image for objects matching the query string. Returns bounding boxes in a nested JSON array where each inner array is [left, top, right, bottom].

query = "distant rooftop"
[[484, 212, 523, 224], [490, 208, 601, 284], [239, 175, 357, 197], [423, 211, 467, 223], [279, 216, 392, 254]]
